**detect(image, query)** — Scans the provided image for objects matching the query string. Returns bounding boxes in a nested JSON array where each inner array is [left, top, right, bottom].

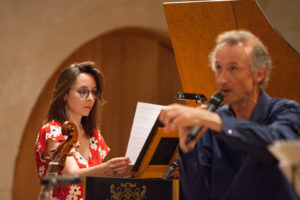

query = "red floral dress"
[[35, 120, 110, 200]]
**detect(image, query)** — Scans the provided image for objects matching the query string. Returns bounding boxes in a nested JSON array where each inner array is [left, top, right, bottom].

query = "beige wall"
[[13, 27, 181, 200], [0, 1, 173, 199], [258, 0, 300, 52], [0, 0, 299, 199]]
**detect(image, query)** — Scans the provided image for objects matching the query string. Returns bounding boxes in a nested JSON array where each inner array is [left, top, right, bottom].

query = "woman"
[[35, 61, 131, 200]]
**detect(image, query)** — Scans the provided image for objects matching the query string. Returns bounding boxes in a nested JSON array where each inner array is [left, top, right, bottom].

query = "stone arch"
[[13, 26, 180, 200]]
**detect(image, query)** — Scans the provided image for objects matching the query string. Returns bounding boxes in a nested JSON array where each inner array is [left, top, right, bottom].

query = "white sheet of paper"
[[268, 140, 300, 164], [125, 102, 164, 165], [268, 140, 300, 194]]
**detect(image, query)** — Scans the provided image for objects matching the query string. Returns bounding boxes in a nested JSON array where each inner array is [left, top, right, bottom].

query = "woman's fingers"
[[113, 165, 128, 175], [107, 157, 131, 176]]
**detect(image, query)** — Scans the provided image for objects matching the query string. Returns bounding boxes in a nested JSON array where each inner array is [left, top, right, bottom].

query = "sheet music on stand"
[[269, 140, 300, 196], [125, 102, 164, 165]]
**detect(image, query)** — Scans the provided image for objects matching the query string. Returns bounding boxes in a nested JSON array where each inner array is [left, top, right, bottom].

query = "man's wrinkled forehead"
[[216, 40, 255, 55]]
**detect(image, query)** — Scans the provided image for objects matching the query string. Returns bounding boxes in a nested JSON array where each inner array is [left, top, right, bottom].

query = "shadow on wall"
[[12, 27, 181, 200]]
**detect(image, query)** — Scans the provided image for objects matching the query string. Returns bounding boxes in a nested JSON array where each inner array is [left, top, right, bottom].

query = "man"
[[159, 30, 300, 200]]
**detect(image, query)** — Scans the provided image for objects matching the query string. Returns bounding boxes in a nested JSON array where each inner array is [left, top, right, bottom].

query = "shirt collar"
[[249, 90, 271, 122], [225, 90, 271, 122]]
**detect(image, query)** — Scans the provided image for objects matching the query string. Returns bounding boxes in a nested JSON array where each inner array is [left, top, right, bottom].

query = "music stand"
[[131, 118, 179, 178]]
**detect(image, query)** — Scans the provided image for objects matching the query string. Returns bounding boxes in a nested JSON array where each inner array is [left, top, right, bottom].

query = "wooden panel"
[[232, 0, 300, 102], [163, 1, 238, 105], [164, 0, 300, 104]]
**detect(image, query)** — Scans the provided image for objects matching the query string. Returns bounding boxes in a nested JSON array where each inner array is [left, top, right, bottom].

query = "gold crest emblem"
[[107, 182, 147, 200]]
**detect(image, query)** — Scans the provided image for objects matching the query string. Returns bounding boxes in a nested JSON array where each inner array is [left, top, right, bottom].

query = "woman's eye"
[[78, 88, 88, 95], [91, 90, 98, 96]]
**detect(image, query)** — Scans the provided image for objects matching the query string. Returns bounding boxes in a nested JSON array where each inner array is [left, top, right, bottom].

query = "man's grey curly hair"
[[209, 30, 272, 89]]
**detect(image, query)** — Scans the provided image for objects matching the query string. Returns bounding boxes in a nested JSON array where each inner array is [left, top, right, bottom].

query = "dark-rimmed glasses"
[[71, 87, 98, 99]]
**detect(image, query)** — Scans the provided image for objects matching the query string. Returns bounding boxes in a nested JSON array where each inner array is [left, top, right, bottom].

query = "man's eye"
[[230, 66, 238, 71]]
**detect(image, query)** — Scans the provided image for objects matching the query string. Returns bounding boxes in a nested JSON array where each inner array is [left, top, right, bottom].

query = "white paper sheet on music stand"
[[268, 140, 300, 196], [268, 140, 300, 165], [125, 102, 164, 165]]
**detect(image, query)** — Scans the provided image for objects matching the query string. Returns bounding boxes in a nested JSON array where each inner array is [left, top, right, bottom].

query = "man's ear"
[[255, 67, 267, 83]]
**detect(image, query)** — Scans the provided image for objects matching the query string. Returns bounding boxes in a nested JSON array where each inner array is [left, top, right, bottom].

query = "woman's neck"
[[67, 114, 83, 133]]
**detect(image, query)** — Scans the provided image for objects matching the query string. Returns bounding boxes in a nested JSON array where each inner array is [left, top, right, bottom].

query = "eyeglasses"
[[71, 87, 99, 99]]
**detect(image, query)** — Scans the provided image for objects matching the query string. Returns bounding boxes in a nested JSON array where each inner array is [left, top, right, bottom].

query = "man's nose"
[[216, 70, 228, 84]]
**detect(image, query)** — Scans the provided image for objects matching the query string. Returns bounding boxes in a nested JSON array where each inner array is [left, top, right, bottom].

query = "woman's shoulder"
[[38, 120, 65, 142], [41, 120, 61, 128], [92, 129, 102, 138], [39, 120, 62, 133]]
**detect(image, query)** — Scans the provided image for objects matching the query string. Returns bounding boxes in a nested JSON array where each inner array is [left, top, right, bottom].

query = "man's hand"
[[159, 104, 222, 153]]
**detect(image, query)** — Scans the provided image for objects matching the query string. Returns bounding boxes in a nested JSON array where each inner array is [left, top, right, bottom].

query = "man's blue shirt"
[[180, 91, 300, 200]]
